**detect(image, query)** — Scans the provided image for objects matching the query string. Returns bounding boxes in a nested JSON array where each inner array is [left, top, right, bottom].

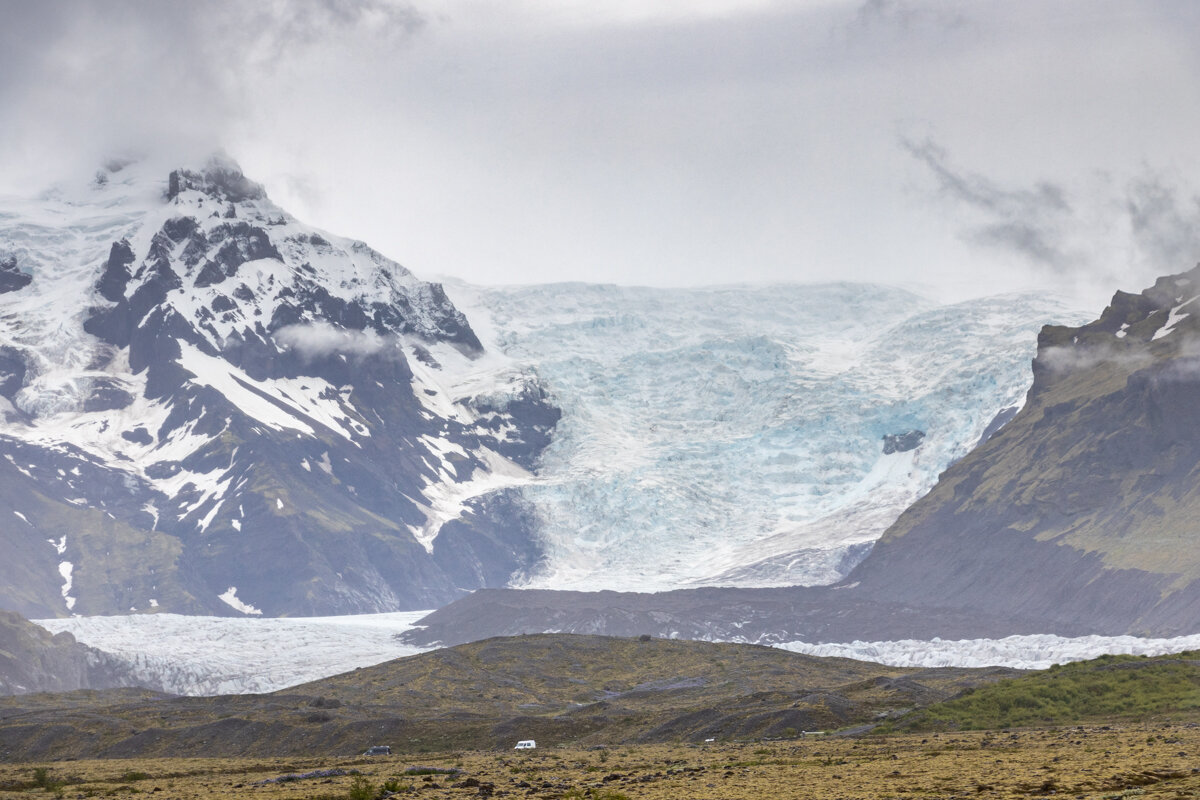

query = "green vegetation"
[[891, 652, 1200, 731], [30, 767, 59, 791]]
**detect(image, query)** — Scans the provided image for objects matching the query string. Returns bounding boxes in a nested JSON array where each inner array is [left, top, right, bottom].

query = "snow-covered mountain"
[[0, 155, 1090, 623], [0, 156, 558, 618], [448, 282, 1091, 591]]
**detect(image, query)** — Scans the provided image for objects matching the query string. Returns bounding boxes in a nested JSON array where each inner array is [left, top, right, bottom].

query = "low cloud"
[[276, 322, 391, 359], [0, 0, 424, 190], [1037, 343, 1153, 375], [902, 136, 1073, 271]]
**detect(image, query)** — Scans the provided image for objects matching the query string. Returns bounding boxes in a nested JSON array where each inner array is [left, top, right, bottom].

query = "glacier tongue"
[[37, 612, 431, 695], [777, 633, 1200, 671], [448, 282, 1092, 592]]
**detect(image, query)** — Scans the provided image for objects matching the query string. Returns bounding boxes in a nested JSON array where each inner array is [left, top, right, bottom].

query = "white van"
[[514, 740, 537, 750]]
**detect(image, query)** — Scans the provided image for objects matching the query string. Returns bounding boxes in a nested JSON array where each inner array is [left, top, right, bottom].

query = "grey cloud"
[[1125, 173, 1200, 276], [972, 222, 1065, 268], [846, 0, 968, 36], [902, 136, 1074, 270]]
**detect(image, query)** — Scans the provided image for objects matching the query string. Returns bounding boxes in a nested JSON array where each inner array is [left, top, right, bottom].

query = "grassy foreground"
[[1, 723, 1198, 800]]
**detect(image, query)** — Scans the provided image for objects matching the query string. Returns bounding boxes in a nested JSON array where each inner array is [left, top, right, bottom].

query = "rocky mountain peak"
[[166, 155, 267, 204], [0, 157, 558, 619]]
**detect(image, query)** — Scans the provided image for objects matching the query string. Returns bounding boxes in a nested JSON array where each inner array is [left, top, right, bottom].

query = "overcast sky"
[[3, 0, 1200, 305]]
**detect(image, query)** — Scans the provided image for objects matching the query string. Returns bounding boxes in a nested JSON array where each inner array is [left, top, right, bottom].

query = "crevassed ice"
[[447, 282, 1091, 592]]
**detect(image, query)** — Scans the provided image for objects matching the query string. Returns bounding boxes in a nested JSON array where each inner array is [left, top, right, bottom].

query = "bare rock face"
[[0, 255, 31, 294], [848, 264, 1200, 636], [882, 430, 924, 454]]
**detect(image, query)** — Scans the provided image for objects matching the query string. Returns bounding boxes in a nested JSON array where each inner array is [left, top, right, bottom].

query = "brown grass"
[[1, 722, 1197, 800]]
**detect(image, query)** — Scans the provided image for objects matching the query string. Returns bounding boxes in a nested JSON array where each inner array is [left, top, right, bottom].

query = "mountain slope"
[[845, 265, 1200, 635], [0, 156, 558, 617], [0, 611, 145, 694]]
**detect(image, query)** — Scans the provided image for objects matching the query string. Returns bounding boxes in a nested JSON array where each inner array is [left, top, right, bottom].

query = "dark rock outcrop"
[[881, 430, 924, 454], [0, 255, 31, 294]]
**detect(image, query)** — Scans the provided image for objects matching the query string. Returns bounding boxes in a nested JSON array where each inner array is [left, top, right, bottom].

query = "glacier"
[[447, 281, 1093, 591], [37, 613, 1200, 696], [37, 611, 431, 695]]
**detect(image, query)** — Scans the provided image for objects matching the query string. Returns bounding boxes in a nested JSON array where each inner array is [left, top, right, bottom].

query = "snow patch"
[[218, 587, 262, 616], [58, 561, 75, 610], [1152, 296, 1197, 341]]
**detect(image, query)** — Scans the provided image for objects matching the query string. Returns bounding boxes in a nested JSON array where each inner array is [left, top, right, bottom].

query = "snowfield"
[[36, 614, 1200, 696]]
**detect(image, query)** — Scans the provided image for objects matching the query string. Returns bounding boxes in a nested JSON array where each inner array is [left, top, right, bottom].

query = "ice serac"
[[0, 156, 558, 617]]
